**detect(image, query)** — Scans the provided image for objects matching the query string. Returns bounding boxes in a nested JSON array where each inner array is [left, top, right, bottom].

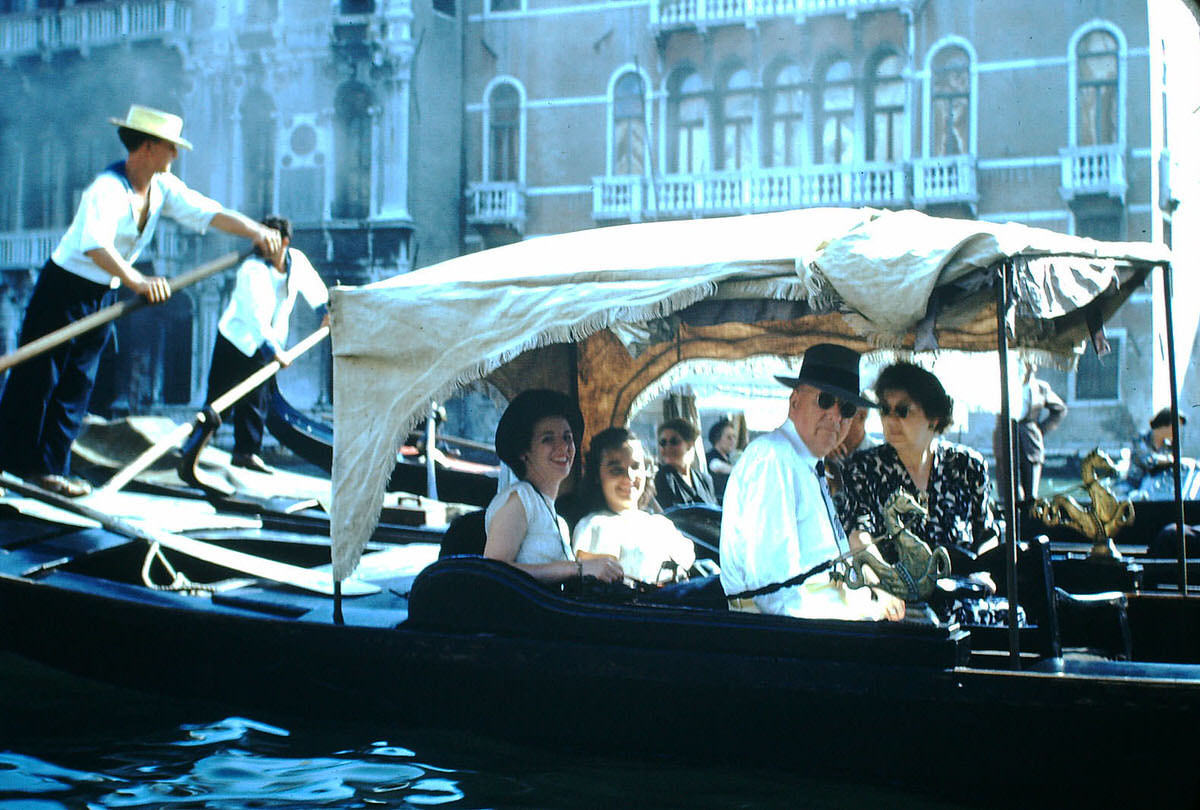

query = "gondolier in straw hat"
[[0, 104, 282, 498], [718, 343, 906, 621]]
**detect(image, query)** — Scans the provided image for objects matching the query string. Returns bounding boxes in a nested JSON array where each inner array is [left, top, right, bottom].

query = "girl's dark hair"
[[658, 417, 699, 444], [708, 417, 733, 447], [875, 362, 954, 433], [494, 389, 584, 480], [577, 427, 643, 515]]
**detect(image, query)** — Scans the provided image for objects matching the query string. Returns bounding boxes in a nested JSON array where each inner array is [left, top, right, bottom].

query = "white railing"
[[912, 154, 977, 207], [594, 163, 908, 220], [0, 226, 182, 270], [0, 230, 60, 269], [651, 0, 910, 30], [1059, 143, 1126, 202], [465, 182, 526, 230], [0, 0, 189, 59]]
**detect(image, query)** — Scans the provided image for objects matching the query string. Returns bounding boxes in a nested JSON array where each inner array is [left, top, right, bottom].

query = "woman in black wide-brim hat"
[[484, 389, 624, 585]]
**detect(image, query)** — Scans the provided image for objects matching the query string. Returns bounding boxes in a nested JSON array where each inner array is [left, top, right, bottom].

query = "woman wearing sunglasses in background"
[[837, 362, 999, 572], [654, 417, 717, 510]]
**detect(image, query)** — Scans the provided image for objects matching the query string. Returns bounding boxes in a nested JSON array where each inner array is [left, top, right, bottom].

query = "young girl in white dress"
[[572, 427, 696, 585]]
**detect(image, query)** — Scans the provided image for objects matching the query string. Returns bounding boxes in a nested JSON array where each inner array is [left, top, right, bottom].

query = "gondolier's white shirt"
[[52, 163, 224, 287], [719, 418, 886, 620], [217, 248, 328, 358]]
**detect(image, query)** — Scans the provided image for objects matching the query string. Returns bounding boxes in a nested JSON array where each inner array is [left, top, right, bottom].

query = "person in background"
[[993, 359, 1067, 511], [719, 343, 904, 621], [0, 105, 281, 497], [824, 402, 877, 501], [654, 417, 717, 509], [840, 362, 999, 572], [1127, 408, 1187, 491], [572, 427, 696, 585], [706, 417, 737, 503], [484, 389, 623, 586], [190, 215, 328, 474]]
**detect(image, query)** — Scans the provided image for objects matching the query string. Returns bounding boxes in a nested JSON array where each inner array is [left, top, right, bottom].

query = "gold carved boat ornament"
[[835, 489, 951, 603], [1029, 448, 1134, 560]]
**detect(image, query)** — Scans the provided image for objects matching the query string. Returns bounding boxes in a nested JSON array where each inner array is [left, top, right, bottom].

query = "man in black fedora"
[[719, 343, 905, 621]]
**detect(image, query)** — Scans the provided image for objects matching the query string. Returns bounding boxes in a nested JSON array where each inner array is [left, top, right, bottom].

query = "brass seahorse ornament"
[[1030, 448, 1134, 560], [835, 489, 951, 603]]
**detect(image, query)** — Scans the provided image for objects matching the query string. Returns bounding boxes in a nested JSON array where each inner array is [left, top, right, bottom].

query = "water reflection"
[[3, 718, 472, 809], [0, 654, 967, 809]]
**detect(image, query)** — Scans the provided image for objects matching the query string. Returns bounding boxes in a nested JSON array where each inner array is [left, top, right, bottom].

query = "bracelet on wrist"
[[576, 560, 583, 579]]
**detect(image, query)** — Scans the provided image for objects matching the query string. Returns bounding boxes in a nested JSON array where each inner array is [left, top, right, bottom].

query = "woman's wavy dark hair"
[[874, 361, 954, 433], [658, 417, 699, 444]]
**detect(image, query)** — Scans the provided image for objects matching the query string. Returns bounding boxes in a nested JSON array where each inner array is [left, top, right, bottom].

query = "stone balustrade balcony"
[[1059, 143, 1127, 203], [650, 0, 911, 33], [465, 182, 526, 233], [912, 154, 978, 209], [0, 225, 183, 272], [0, 0, 189, 60], [593, 163, 907, 221]]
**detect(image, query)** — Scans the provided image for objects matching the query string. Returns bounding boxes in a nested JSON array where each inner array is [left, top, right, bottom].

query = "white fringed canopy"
[[329, 207, 1170, 580]]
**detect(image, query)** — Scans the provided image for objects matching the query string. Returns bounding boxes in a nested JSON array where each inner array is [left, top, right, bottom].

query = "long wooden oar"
[[0, 471, 377, 596], [100, 326, 330, 494], [0, 250, 248, 375]]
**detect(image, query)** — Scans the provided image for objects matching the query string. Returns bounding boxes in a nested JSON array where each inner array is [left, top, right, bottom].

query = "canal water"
[[0, 653, 976, 810]]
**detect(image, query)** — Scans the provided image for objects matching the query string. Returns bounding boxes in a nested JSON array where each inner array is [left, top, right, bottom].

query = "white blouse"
[[484, 481, 573, 565], [573, 509, 696, 584]]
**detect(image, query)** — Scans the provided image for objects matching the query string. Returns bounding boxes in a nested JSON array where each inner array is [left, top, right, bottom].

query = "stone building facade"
[[0, 0, 1197, 461], [461, 0, 1200, 458]]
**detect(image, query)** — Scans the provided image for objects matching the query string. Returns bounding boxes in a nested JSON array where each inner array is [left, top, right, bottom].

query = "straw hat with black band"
[[109, 105, 193, 151]]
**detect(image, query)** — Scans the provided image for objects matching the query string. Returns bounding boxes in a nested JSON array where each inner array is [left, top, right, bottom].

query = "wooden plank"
[[1, 473, 378, 597]]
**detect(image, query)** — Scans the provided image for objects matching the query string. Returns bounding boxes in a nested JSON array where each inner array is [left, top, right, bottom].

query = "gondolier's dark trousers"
[[0, 260, 117, 478], [205, 332, 270, 456]]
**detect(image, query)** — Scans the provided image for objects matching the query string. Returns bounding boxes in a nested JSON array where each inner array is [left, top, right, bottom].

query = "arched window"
[[669, 70, 709, 174], [333, 82, 373, 219], [930, 45, 970, 156], [818, 60, 854, 165], [612, 72, 647, 175], [487, 83, 521, 182], [240, 88, 276, 220], [766, 62, 806, 168], [1076, 29, 1119, 146], [718, 67, 754, 171], [868, 52, 904, 162]]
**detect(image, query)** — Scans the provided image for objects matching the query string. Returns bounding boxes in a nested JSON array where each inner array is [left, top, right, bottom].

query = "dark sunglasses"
[[878, 402, 913, 419], [816, 391, 858, 419], [658, 436, 684, 447]]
